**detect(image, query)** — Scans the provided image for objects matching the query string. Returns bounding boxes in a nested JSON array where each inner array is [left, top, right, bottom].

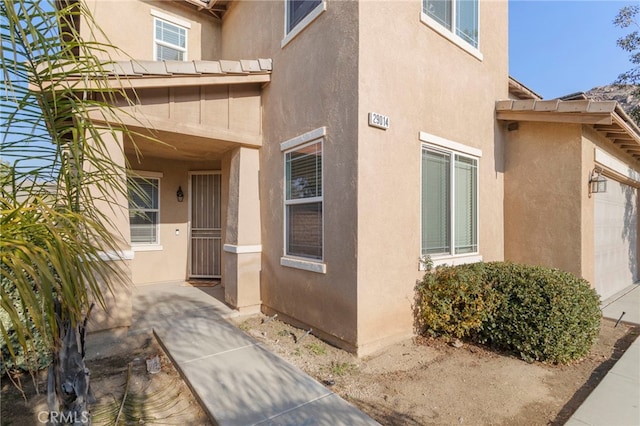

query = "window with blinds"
[[128, 176, 160, 245], [422, 146, 478, 257], [154, 18, 187, 61], [285, 140, 323, 260]]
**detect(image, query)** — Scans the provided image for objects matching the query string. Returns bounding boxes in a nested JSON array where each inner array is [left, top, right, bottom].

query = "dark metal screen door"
[[189, 172, 222, 278]]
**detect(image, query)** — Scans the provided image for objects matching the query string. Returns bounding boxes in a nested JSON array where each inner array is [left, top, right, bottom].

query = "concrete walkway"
[[566, 284, 640, 426], [129, 281, 379, 426]]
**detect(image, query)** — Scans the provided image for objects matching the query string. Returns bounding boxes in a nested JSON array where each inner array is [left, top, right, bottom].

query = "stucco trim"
[[98, 250, 135, 261], [280, 257, 327, 274], [280, 127, 326, 151], [223, 244, 262, 254], [420, 254, 483, 270], [595, 148, 640, 185], [150, 9, 192, 29], [281, 1, 327, 48], [420, 12, 483, 61], [419, 131, 483, 158]]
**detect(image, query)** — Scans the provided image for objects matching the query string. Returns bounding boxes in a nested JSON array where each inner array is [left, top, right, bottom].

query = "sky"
[[509, 0, 637, 99]]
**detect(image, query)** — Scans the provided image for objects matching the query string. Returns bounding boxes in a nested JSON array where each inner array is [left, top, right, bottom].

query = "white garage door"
[[594, 180, 638, 300]]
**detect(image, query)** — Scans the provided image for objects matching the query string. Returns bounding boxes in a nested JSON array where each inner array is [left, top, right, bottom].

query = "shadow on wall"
[[622, 177, 639, 283]]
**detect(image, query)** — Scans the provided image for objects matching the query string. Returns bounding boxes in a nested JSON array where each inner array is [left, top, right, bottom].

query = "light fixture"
[[176, 186, 184, 202], [588, 167, 607, 197]]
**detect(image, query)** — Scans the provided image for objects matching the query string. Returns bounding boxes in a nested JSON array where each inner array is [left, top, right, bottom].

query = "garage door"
[[594, 180, 638, 300]]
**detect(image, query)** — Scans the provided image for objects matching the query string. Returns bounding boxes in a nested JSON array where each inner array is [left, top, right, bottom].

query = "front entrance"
[[189, 172, 222, 279]]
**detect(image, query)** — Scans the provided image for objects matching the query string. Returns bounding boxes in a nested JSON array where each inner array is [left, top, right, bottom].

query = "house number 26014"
[[368, 112, 390, 130]]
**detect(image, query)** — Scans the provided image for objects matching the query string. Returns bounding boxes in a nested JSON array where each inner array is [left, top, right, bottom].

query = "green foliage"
[[1, 276, 51, 374], [416, 262, 601, 364], [614, 5, 640, 123], [417, 263, 495, 338]]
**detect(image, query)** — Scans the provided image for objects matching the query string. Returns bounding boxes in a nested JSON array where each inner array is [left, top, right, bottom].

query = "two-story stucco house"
[[74, 0, 639, 356]]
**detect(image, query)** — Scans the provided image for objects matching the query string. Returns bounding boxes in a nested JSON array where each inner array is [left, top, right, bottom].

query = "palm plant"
[[2, 1, 148, 423]]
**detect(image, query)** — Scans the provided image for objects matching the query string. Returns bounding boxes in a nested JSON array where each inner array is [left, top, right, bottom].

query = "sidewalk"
[[566, 284, 640, 426], [129, 281, 379, 426]]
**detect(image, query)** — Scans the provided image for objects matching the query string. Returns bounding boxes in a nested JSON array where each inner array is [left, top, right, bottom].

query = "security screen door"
[[189, 172, 222, 278]]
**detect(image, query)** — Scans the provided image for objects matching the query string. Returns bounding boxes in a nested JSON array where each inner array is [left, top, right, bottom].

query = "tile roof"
[[496, 98, 640, 162], [102, 59, 272, 77]]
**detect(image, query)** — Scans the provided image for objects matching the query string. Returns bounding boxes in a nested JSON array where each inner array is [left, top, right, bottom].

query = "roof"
[[496, 98, 640, 162], [508, 77, 542, 100], [103, 59, 272, 76], [180, 0, 231, 19], [36, 59, 272, 91]]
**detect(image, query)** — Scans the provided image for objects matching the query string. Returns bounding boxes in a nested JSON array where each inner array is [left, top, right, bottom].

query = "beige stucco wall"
[[222, 0, 361, 351], [355, 0, 509, 354], [504, 122, 585, 277], [82, 0, 221, 61], [221, 0, 507, 354]]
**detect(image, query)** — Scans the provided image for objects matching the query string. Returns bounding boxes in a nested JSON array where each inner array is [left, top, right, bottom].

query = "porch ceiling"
[[496, 99, 640, 163], [124, 129, 238, 162]]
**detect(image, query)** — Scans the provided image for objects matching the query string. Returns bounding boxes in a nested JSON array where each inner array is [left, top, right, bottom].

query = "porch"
[[93, 59, 270, 313]]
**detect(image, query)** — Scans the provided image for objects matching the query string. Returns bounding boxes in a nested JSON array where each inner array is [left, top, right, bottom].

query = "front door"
[[189, 172, 222, 279]]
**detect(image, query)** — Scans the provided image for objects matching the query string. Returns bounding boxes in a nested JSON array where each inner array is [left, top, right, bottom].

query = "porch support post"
[[223, 146, 262, 312], [87, 129, 133, 331]]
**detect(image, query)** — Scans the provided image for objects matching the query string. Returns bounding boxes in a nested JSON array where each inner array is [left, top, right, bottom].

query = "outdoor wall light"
[[176, 186, 184, 202], [588, 167, 607, 197]]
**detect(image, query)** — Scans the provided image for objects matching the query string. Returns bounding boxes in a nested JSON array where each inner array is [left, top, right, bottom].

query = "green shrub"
[[417, 262, 495, 338], [416, 261, 602, 364], [1, 276, 51, 375], [478, 262, 601, 364]]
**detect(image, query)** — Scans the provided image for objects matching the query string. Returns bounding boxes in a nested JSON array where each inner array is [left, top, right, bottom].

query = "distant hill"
[[584, 84, 639, 119]]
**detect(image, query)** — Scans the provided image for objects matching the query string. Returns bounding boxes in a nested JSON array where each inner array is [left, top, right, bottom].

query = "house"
[[73, 0, 638, 356], [499, 82, 640, 301]]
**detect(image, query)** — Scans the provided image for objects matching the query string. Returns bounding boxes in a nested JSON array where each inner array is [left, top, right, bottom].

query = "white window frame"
[[420, 132, 481, 268], [280, 127, 327, 273], [151, 10, 189, 62], [282, 0, 327, 48], [128, 171, 163, 251], [421, 0, 483, 61]]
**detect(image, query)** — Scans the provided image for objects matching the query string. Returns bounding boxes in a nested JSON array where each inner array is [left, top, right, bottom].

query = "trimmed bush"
[[417, 263, 495, 338], [416, 261, 601, 364], [478, 262, 601, 363]]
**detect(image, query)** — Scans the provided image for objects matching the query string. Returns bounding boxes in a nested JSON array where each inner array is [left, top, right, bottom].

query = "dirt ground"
[[233, 315, 639, 426], [2, 318, 637, 426], [0, 331, 211, 426]]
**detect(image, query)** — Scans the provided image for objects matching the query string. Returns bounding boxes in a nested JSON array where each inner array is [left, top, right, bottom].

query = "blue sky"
[[509, 0, 637, 99]]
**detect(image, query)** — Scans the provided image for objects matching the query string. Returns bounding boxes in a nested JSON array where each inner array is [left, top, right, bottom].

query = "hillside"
[[584, 84, 640, 119]]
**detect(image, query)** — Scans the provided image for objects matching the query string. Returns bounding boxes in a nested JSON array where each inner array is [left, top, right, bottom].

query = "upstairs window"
[[154, 18, 187, 61], [286, 0, 322, 33], [423, 0, 479, 49]]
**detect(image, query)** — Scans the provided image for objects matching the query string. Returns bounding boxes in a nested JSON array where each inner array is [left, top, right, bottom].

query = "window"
[[287, 0, 322, 33], [285, 140, 323, 260], [423, 0, 479, 49], [128, 176, 160, 245], [154, 18, 187, 61], [421, 145, 478, 257]]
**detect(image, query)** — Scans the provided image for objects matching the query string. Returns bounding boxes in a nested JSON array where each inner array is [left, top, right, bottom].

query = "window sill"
[[420, 254, 482, 270], [281, 1, 327, 48], [281, 257, 327, 274], [420, 13, 483, 62], [132, 245, 163, 252]]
